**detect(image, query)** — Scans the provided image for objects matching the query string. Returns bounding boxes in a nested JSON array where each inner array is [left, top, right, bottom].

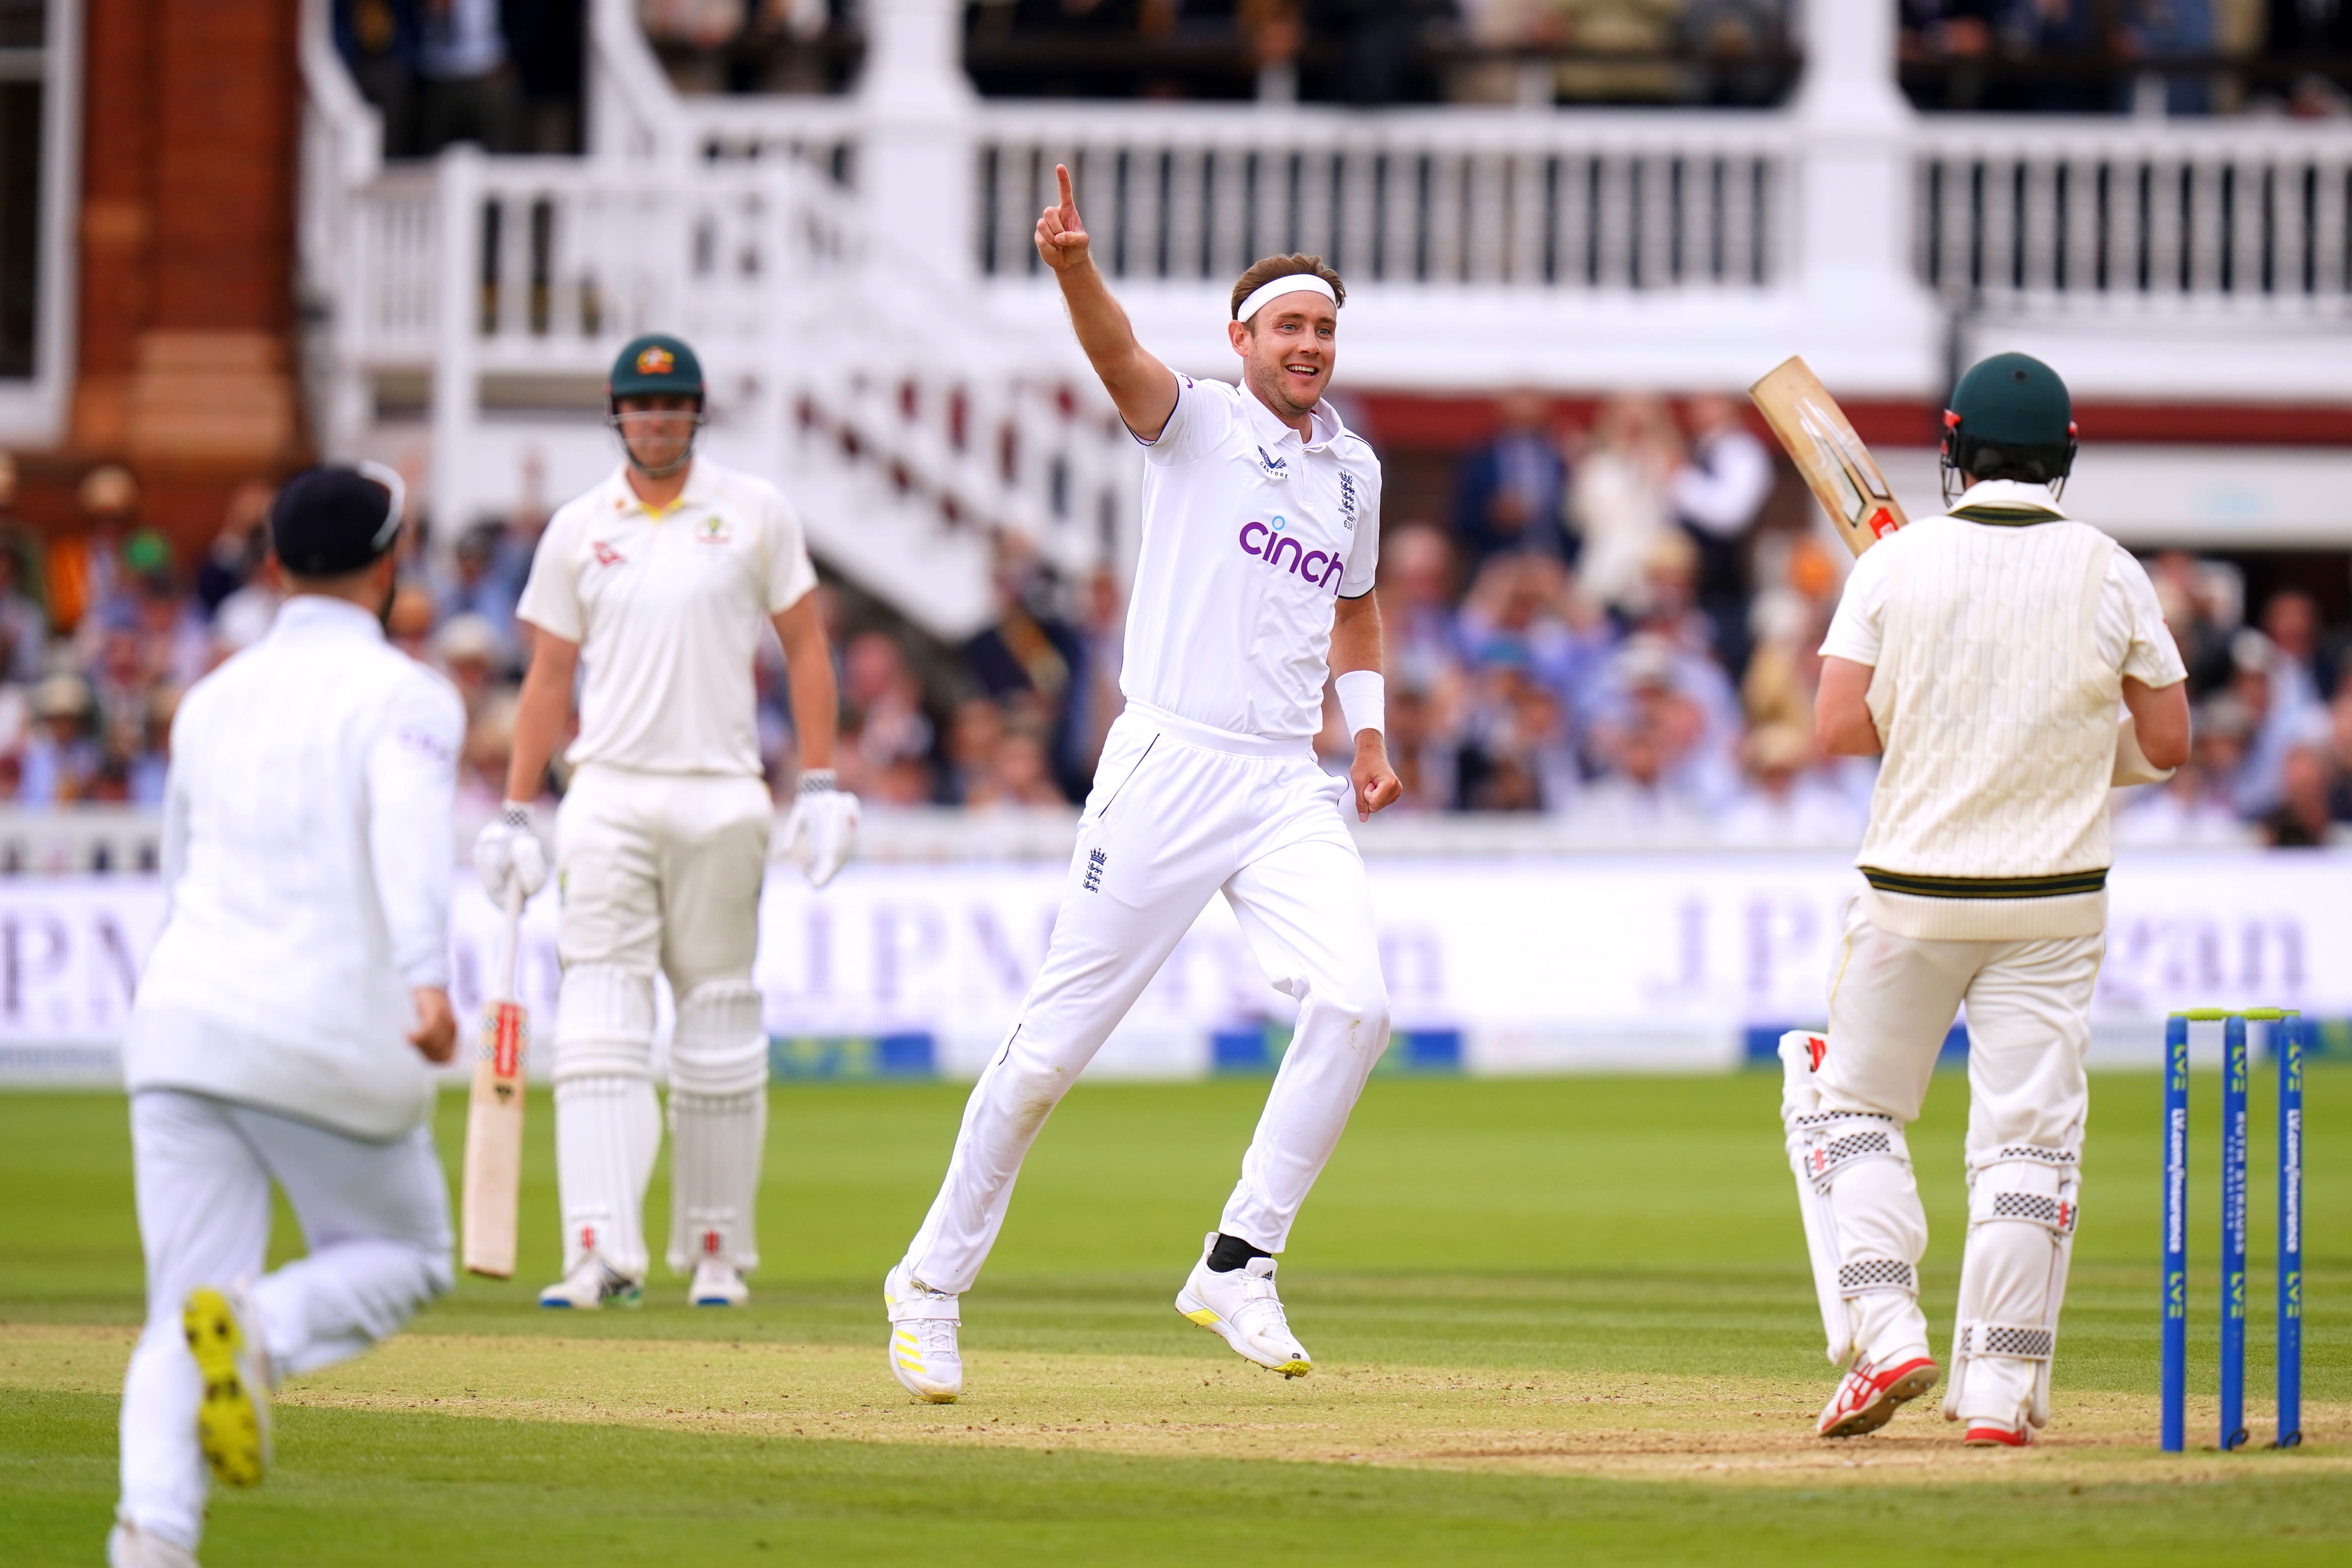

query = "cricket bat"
[[1748, 354, 2169, 785], [461, 885, 529, 1278], [1747, 355, 1909, 556]]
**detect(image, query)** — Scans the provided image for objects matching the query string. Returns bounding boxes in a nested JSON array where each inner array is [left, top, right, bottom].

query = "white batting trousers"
[[1820, 905, 2099, 1421], [551, 764, 774, 1278], [903, 705, 1392, 1295], [118, 1089, 451, 1551]]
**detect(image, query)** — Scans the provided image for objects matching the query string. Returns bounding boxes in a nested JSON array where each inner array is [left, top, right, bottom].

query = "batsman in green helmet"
[[1785, 350, 2194, 1449], [482, 331, 859, 1313]]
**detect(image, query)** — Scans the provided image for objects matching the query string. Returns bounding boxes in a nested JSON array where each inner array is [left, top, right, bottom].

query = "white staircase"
[[297, 0, 1139, 641]]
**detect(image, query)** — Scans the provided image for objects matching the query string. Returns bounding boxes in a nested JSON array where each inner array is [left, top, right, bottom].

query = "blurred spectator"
[[1064, 567, 1127, 781], [1670, 392, 1773, 672], [0, 540, 46, 684], [47, 465, 138, 637], [386, 586, 439, 663], [2263, 742, 2337, 846], [22, 674, 100, 804], [435, 521, 523, 658], [416, 0, 523, 154], [837, 630, 937, 802], [1717, 722, 1862, 846], [1567, 393, 1681, 615], [434, 613, 509, 724], [2229, 626, 2328, 816], [1454, 391, 1570, 564], [338, 0, 422, 157], [2261, 587, 2338, 702], [195, 483, 276, 618]]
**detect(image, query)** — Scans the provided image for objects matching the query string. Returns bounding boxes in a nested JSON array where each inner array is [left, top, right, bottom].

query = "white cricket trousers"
[[118, 1089, 451, 1551], [1820, 904, 2099, 1425], [552, 764, 775, 1279], [903, 704, 1393, 1295]]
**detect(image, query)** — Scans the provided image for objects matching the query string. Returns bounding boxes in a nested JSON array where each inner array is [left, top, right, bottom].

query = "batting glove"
[[472, 801, 550, 906], [782, 770, 860, 889]]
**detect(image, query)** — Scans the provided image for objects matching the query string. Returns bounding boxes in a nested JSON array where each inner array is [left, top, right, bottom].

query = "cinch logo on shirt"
[[1237, 515, 1345, 591]]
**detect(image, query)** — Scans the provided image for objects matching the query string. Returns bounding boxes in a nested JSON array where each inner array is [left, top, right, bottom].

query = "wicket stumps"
[[2161, 1009, 2304, 1452]]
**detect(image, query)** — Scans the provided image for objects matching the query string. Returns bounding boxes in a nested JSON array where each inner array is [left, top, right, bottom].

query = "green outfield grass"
[[2, 1069, 2345, 1564]]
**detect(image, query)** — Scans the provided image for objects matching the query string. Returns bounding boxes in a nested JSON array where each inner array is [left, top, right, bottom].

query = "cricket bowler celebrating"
[[110, 467, 463, 1568], [883, 167, 1403, 1403], [475, 333, 856, 1310], [1786, 353, 2189, 1445]]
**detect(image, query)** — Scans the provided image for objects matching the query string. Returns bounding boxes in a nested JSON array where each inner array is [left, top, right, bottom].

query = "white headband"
[[1234, 273, 1336, 324]]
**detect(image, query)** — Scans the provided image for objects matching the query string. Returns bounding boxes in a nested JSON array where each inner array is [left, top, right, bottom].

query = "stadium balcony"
[[298, 0, 2352, 640]]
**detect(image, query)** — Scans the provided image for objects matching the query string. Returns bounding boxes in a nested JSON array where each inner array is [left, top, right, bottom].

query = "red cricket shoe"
[[1817, 1354, 1940, 1438], [1963, 1422, 2031, 1448]]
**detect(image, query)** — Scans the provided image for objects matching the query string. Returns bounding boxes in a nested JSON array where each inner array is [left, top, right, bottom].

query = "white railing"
[[296, 0, 2352, 620], [975, 106, 1789, 292], [1914, 119, 2352, 315]]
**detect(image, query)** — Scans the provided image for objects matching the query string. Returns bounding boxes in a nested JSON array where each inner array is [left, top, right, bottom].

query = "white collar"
[[604, 457, 715, 517], [271, 594, 386, 641], [1240, 385, 1344, 452], [1954, 478, 2065, 515]]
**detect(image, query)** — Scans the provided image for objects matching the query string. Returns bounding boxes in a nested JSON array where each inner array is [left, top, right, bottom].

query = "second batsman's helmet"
[[606, 333, 705, 478], [1941, 352, 2077, 501]]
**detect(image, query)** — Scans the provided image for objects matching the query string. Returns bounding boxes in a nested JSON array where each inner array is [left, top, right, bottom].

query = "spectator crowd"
[[1, 411, 2347, 851]]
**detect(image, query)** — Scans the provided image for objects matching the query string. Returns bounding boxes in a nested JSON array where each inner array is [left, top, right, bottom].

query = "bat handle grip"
[[492, 883, 524, 1005]]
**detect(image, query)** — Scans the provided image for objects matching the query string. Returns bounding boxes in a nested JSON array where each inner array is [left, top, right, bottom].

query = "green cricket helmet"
[[1940, 352, 2078, 502], [606, 333, 705, 478]]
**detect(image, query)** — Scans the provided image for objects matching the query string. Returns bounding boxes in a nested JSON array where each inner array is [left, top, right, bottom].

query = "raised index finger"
[[1056, 162, 1076, 218]]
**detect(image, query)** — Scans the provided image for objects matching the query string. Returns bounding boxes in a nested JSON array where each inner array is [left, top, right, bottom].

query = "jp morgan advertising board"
[[0, 850, 2343, 1082]]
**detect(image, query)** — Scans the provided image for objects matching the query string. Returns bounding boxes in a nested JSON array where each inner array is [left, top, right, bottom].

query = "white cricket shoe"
[[181, 1285, 272, 1489], [537, 1256, 643, 1310], [109, 1519, 200, 1568], [689, 1259, 749, 1307], [1817, 1352, 1939, 1438], [1175, 1234, 1312, 1378], [883, 1264, 962, 1403]]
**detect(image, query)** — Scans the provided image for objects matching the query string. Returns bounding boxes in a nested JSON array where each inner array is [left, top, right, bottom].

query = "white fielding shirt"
[[127, 596, 465, 1140], [1125, 376, 1382, 740], [517, 457, 819, 776]]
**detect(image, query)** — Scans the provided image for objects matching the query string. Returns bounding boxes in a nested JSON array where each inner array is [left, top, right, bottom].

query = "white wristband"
[[1334, 670, 1385, 740]]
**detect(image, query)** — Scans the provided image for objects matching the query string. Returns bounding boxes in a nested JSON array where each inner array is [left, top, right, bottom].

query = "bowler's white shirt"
[[518, 457, 819, 776], [128, 596, 465, 1140], [1125, 376, 1382, 739]]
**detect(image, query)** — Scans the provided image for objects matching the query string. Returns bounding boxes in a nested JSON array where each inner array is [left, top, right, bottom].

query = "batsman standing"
[[111, 468, 462, 1567], [1785, 353, 2190, 1445], [475, 333, 857, 1310], [884, 167, 1402, 1403]]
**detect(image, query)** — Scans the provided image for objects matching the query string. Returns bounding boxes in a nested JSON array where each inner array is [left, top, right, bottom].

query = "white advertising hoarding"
[[0, 849, 2343, 1082]]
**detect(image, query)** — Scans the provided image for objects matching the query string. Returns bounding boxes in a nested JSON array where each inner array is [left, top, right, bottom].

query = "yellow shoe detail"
[[1277, 1359, 1312, 1378], [182, 1288, 267, 1489], [1183, 1307, 1222, 1326]]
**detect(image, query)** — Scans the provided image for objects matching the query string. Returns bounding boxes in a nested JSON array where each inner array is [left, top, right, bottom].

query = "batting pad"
[[667, 1087, 766, 1276], [551, 964, 658, 1081], [1945, 1145, 2079, 1429], [554, 1073, 660, 1280], [667, 980, 768, 1096]]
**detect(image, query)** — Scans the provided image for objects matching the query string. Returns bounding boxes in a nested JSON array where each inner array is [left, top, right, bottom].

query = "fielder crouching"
[[109, 469, 465, 1567], [1783, 353, 2191, 1447]]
